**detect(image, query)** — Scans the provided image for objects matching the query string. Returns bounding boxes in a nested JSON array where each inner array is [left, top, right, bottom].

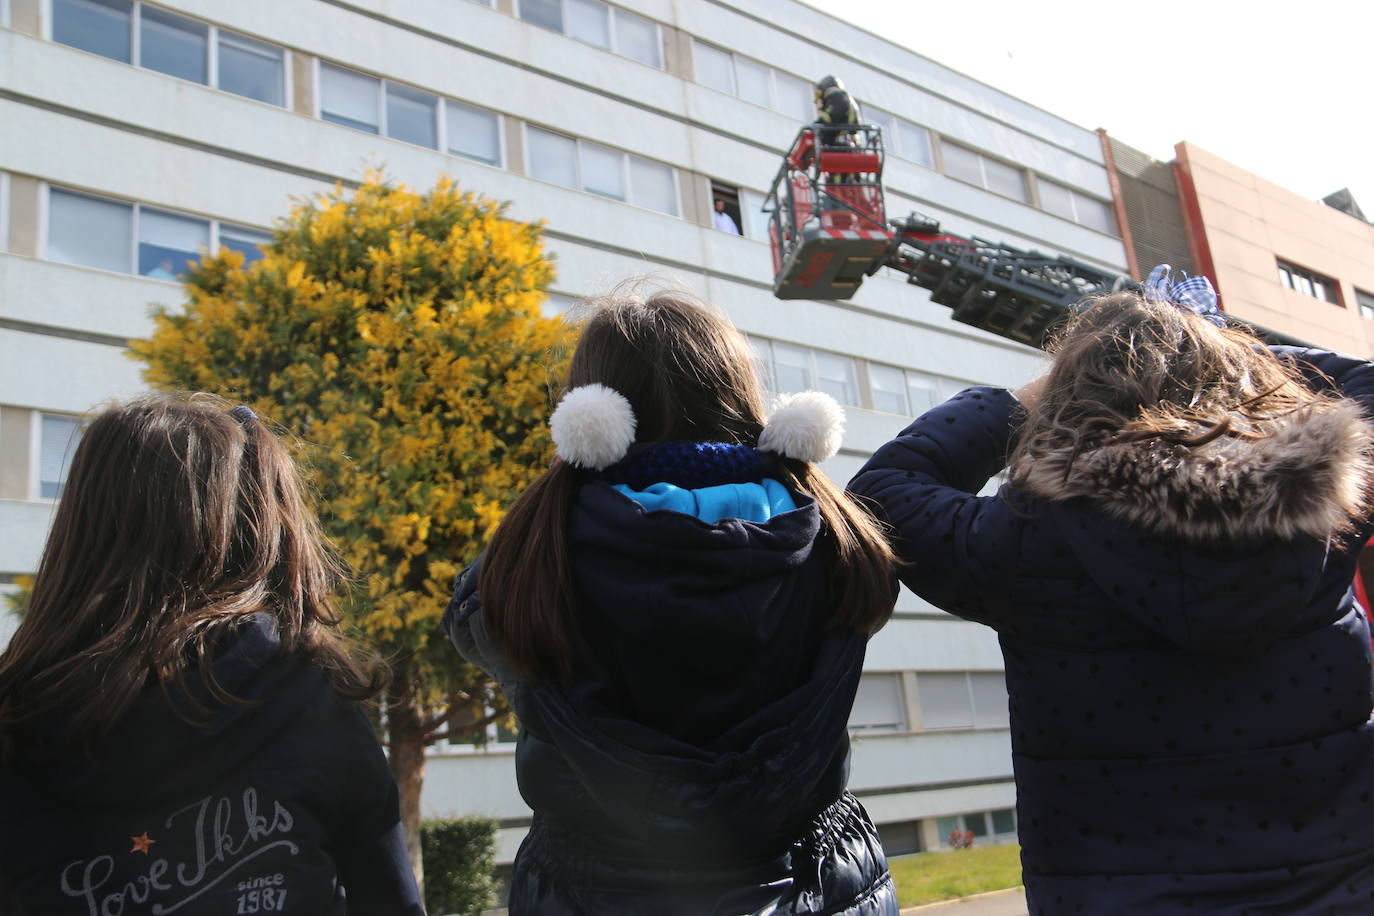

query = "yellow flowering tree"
[[133, 174, 571, 888]]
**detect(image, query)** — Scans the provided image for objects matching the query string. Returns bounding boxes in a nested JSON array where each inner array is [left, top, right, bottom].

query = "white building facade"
[[0, 0, 1128, 868]]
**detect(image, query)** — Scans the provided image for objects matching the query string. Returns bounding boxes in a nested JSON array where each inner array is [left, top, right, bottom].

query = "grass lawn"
[[887, 844, 1023, 908]]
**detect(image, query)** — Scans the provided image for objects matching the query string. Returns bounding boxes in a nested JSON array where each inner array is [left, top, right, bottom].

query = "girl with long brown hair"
[[850, 268, 1374, 914], [444, 288, 900, 915], [0, 394, 423, 915]]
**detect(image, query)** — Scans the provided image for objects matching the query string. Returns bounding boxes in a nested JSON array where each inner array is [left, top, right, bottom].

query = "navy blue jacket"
[[444, 479, 898, 915], [0, 616, 423, 916], [850, 349, 1374, 915]]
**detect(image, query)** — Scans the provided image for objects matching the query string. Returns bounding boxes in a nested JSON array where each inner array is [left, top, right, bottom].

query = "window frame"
[[49, 0, 291, 107], [523, 125, 680, 216], [1277, 259, 1343, 306], [32, 411, 85, 502], [751, 336, 862, 407], [43, 182, 270, 279], [691, 40, 812, 121], [518, 0, 664, 68], [1357, 288, 1374, 321], [942, 141, 1029, 203]]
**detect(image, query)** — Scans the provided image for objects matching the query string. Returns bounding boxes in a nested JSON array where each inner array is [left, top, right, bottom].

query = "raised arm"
[[847, 387, 1026, 628]]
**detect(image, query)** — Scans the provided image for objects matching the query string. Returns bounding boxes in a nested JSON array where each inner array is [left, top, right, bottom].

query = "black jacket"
[[0, 615, 423, 915], [849, 349, 1374, 915], [445, 479, 897, 915]]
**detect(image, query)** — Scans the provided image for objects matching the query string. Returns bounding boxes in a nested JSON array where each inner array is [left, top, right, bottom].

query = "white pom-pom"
[[550, 384, 637, 470], [758, 391, 844, 463]]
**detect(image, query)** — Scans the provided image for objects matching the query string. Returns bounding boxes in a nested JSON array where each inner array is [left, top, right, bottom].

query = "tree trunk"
[[387, 677, 428, 902]]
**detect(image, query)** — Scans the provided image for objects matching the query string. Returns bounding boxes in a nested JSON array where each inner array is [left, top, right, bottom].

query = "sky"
[[805, 0, 1373, 216]]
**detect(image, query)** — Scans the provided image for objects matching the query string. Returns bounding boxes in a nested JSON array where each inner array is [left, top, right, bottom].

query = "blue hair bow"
[[1145, 264, 1225, 327]]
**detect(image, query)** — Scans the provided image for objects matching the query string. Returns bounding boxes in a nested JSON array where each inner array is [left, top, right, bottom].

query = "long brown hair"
[[0, 394, 384, 754], [480, 289, 896, 681], [1010, 290, 1321, 481]]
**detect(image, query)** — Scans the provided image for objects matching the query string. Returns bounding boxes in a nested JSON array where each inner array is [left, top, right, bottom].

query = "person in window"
[[146, 257, 179, 281], [0, 394, 424, 916], [445, 288, 900, 915], [713, 198, 740, 235], [849, 269, 1374, 914]]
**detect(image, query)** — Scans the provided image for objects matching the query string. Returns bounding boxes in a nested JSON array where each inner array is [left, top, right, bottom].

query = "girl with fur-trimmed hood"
[[849, 274, 1374, 914], [445, 290, 900, 915]]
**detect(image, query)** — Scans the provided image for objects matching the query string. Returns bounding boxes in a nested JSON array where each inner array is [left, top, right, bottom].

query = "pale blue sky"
[[807, 0, 1373, 218]]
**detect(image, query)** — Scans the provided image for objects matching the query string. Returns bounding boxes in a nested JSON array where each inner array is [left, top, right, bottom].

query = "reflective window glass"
[[905, 371, 941, 414], [1076, 195, 1116, 234], [966, 813, 991, 838], [693, 41, 734, 94], [581, 143, 626, 200], [527, 127, 578, 188], [917, 672, 973, 730], [614, 9, 660, 67], [941, 143, 983, 186], [849, 673, 905, 732], [774, 72, 812, 122], [139, 5, 207, 84], [991, 808, 1017, 835], [566, 0, 610, 48], [970, 672, 1010, 728], [386, 84, 438, 149], [446, 100, 500, 165], [219, 224, 271, 265], [739, 189, 768, 241], [771, 342, 812, 392], [40, 415, 83, 500], [53, 0, 132, 62], [138, 207, 208, 279], [896, 121, 933, 168], [520, 0, 563, 31], [320, 63, 380, 133], [48, 189, 133, 273], [869, 363, 908, 415], [814, 350, 858, 405], [1037, 180, 1075, 220], [629, 156, 677, 215], [983, 156, 1027, 201], [734, 56, 771, 107], [218, 31, 284, 106]]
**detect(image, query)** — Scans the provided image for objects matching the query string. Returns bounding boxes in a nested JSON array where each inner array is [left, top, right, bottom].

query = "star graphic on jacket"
[[130, 832, 156, 854]]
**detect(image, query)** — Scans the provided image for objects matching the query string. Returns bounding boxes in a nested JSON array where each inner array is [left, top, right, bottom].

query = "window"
[[386, 84, 439, 149], [1358, 289, 1374, 321], [139, 5, 207, 84], [692, 41, 812, 121], [751, 337, 861, 407], [47, 186, 267, 276], [943, 143, 1027, 202], [47, 189, 133, 272], [876, 821, 923, 857], [53, 0, 132, 62], [849, 673, 906, 733], [518, 0, 663, 67], [1277, 260, 1341, 305], [866, 363, 967, 417], [1038, 180, 1115, 234], [39, 414, 84, 499], [864, 105, 934, 169], [218, 31, 285, 106], [218, 224, 271, 266], [525, 127, 678, 215], [739, 188, 768, 241], [138, 207, 208, 279], [709, 183, 744, 236], [320, 63, 381, 133], [52, 2, 287, 105], [446, 100, 501, 166], [917, 671, 1009, 730]]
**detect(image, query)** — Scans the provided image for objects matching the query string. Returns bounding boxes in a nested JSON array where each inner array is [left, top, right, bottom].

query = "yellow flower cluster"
[[132, 174, 573, 702]]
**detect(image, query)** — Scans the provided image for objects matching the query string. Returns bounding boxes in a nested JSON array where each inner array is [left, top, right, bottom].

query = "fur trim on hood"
[[1013, 399, 1374, 542]]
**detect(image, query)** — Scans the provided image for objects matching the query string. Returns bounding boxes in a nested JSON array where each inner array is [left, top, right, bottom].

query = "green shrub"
[[422, 816, 499, 915]]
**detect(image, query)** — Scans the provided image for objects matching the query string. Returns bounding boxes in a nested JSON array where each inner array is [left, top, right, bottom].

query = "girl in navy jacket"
[[850, 274, 1374, 914], [445, 289, 900, 915], [0, 395, 423, 915]]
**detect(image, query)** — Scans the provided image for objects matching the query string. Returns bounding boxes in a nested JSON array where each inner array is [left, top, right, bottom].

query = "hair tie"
[[228, 405, 258, 423], [758, 391, 844, 464], [1145, 264, 1225, 327], [549, 384, 637, 470]]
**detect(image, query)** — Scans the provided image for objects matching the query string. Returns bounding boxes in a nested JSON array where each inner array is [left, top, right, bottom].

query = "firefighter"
[[814, 75, 861, 149]]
